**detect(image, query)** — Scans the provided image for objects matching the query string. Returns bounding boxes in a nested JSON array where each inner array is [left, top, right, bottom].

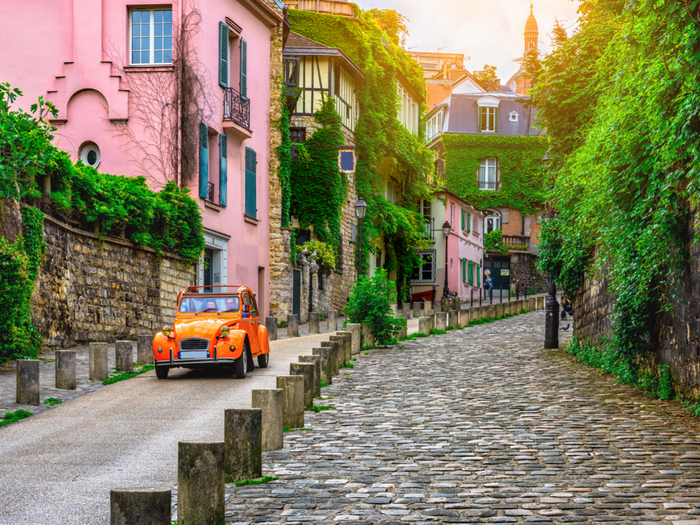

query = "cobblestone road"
[[226, 311, 700, 524]]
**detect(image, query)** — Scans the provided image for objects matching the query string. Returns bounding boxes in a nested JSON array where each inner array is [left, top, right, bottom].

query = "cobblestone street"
[[226, 311, 700, 524]]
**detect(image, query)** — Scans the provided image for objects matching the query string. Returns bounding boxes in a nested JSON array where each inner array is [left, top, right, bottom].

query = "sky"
[[353, 0, 581, 82]]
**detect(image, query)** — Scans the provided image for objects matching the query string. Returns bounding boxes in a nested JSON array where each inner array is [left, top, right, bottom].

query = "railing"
[[207, 182, 215, 203], [478, 179, 500, 191], [223, 87, 250, 130], [421, 217, 435, 241], [286, 0, 355, 16], [502, 234, 530, 250]]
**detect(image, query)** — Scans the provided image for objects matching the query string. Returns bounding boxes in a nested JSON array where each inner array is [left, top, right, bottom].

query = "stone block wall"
[[572, 261, 613, 347], [510, 252, 547, 294], [33, 215, 194, 347]]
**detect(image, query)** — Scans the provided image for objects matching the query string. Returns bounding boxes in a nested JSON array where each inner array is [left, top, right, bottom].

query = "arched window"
[[484, 209, 502, 234]]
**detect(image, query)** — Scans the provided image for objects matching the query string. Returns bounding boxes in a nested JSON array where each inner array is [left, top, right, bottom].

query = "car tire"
[[247, 347, 255, 372], [235, 342, 249, 379], [257, 352, 269, 368], [155, 366, 169, 380]]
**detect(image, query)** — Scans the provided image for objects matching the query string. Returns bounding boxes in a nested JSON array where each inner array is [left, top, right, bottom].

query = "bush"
[[344, 269, 405, 345]]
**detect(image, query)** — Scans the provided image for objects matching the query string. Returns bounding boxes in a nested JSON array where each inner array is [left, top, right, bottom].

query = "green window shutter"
[[219, 134, 227, 207], [477, 264, 481, 287], [219, 22, 229, 88], [245, 147, 257, 218], [199, 122, 208, 199], [494, 107, 499, 133], [468, 260, 474, 285], [461, 259, 466, 282], [240, 38, 247, 98], [460, 210, 465, 229], [467, 212, 471, 232]]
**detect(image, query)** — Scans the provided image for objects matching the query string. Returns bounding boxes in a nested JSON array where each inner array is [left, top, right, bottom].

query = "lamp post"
[[354, 199, 367, 280], [442, 220, 451, 298], [541, 149, 559, 348], [309, 253, 318, 315]]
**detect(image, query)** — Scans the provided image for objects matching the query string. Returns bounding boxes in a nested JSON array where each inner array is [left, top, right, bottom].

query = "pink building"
[[412, 189, 484, 303], [0, 0, 284, 316]]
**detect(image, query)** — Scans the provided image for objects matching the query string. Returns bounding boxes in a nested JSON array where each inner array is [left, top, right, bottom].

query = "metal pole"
[[471, 289, 473, 307], [479, 288, 482, 306], [490, 286, 493, 305], [508, 283, 511, 302], [500, 285, 503, 303], [443, 233, 449, 298], [357, 218, 363, 279], [545, 275, 560, 349]]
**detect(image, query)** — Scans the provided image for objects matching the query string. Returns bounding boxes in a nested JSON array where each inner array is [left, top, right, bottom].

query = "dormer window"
[[477, 96, 500, 133]]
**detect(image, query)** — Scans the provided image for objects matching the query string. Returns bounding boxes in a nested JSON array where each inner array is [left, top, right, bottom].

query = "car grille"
[[179, 338, 210, 351]]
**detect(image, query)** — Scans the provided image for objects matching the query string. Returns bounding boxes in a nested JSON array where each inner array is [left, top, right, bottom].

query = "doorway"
[[484, 257, 510, 298]]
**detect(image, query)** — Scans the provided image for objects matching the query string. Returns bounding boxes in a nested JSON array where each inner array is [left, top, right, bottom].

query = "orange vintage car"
[[152, 285, 270, 379]]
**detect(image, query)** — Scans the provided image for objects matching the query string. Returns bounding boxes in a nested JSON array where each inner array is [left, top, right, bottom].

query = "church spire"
[[524, 5, 539, 53]]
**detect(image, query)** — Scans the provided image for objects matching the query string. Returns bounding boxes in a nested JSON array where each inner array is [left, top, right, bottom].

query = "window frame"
[[478, 158, 499, 191], [129, 7, 173, 66], [411, 249, 436, 284], [479, 106, 497, 132]]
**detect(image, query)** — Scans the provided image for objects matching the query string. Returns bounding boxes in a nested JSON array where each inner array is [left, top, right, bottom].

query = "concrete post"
[[329, 335, 346, 365], [266, 317, 278, 341], [495, 303, 505, 318], [136, 335, 153, 365], [334, 332, 352, 362], [412, 302, 421, 318], [430, 314, 436, 331], [441, 298, 450, 313], [320, 341, 340, 375], [89, 342, 109, 381], [290, 362, 315, 409], [178, 441, 225, 525], [309, 312, 320, 334], [287, 314, 298, 336], [361, 324, 375, 349], [537, 296, 545, 310], [418, 316, 431, 335], [424, 301, 432, 316], [452, 297, 461, 311], [470, 306, 480, 322], [312, 348, 333, 385], [397, 324, 407, 340], [251, 389, 283, 451], [224, 409, 262, 483], [528, 298, 536, 312], [277, 375, 304, 429], [433, 300, 441, 313], [347, 323, 361, 355], [327, 310, 338, 332], [110, 488, 171, 525], [115, 341, 133, 372], [402, 303, 410, 319], [448, 310, 459, 330], [16, 360, 40, 406], [460, 309, 470, 327], [299, 355, 321, 398], [55, 350, 76, 390], [435, 312, 447, 332]]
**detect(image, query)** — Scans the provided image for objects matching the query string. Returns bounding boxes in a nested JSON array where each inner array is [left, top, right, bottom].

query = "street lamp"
[[355, 199, 367, 279], [442, 220, 451, 298], [541, 149, 559, 348]]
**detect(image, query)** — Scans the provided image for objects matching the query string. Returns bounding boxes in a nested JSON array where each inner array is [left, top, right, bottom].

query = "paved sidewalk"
[[224, 311, 700, 524]]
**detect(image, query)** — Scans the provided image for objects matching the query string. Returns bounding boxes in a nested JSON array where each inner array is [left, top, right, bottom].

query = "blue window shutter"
[[219, 134, 227, 207], [199, 122, 208, 199], [240, 38, 247, 98], [219, 22, 229, 88], [245, 147, 257, 218]]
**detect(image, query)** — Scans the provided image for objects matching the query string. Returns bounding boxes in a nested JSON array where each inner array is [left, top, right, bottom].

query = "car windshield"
[[178, 295, 240, 314]]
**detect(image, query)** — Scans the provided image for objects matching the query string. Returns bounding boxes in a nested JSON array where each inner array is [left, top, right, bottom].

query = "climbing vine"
[[277, 88, 293, 229], [441, 134, 548, 214]]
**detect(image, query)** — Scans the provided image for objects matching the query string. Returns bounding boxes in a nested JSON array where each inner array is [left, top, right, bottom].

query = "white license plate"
[[180, 350, 208, 359]]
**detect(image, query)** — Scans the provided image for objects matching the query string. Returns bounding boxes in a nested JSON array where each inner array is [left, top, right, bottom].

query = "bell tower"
[[524, 4, 539, 53]]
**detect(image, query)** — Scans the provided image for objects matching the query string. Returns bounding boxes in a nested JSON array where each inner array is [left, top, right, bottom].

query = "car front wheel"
[[155, 366, 169, 380], [234, 343, 249, 379]]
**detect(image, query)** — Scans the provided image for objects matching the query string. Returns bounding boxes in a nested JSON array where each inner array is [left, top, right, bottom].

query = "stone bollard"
[[425, 301, 433, 316], [495, 303, 505, 318], [347, 323, 361, 355], [16, 360, 40, 406], [433, 300, 442, 314], [110, 488, 171, 525], [537, 296, 544, 310], [452, 297, 461, 311], [397, 324, 408, 340], [266, 317, 278, 341], [441, 298, 450, 313], [321, 341, 341, 375], [178, 441, 225, 525], [528, 298, 536, 312], [486, 305, 496, 320], [55, 350, 76, 390], [435, 312, 447, 332], [299, 355, 321, 398], [329, 335, 346, 365], [361, 323, 375, 349], [287, 314, 299, 336], [402, 303, 410, 319], [290, 362, 315, 409], [136, 335, 153, 365], [418, 316, 431, 335], [224, 409, 262, 483], [327, 310, 338, 332], [430, 314, 437, 331], [390, 303, 399, 317], [338, 331, 353, 362], [312, 348, 333, 385], [115, 341, 133, 372], [448, 310, 459, 330], [277, 376, 304, 429], [89, 342, 109, 381], [251, 389, 283, 451], [460, 309, 470, 327], [412, 302, 421, 318], [309, 312, 320, 334]]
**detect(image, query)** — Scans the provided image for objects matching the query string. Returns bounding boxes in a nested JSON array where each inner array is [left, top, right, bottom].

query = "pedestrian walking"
[[484, 269, 493, 302]]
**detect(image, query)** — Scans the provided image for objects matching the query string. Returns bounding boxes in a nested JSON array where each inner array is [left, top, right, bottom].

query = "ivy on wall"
[[277, 89, 293, 229], [441, 134, 548, 214]]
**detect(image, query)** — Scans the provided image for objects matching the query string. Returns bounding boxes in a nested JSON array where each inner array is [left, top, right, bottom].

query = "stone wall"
[[33, 215, 194, 347], [510, 252, 547, 294], [572, 256, 614, 347]]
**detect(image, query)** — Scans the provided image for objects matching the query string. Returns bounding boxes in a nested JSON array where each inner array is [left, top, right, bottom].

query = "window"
[[484, 209, 502, 234], [130, 9, 172, 65], [478, 158, 498, 190], [79, 143, 100, 168], [411, 250, 436, 283], [479, 106, 497, 132], [245, 147, 257, 218], [468, 260, 474, 285], [426, 109, 443, 141], [290, 127, 306, 161]]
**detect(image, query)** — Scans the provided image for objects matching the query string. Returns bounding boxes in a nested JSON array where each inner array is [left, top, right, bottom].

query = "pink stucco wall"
[[443, 193, 484, 303], [0, 0, 279, 316]]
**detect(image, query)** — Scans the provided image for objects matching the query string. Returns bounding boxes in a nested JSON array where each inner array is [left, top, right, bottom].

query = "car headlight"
[[220, 326, 230, 338], [162, 326, 172, 336]]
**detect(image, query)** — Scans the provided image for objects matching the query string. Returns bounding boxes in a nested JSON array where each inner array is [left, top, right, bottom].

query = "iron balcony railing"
[[502, 234, 530, 250], [478, 179, 500, 190], [223, 87, 250, 130]]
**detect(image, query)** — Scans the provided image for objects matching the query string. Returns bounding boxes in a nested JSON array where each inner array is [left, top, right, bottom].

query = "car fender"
[[153, 333, 176, 361], [257, 324, 270, 355], [214, 329, 248, 360]]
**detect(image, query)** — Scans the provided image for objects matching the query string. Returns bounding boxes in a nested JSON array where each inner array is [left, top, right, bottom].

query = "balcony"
[[502, 234, 530, 251], [286, 0, 355, 17], [421, 217, 435, 241], [478, 179, 501, 191], [223, 87, 250, 130]]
